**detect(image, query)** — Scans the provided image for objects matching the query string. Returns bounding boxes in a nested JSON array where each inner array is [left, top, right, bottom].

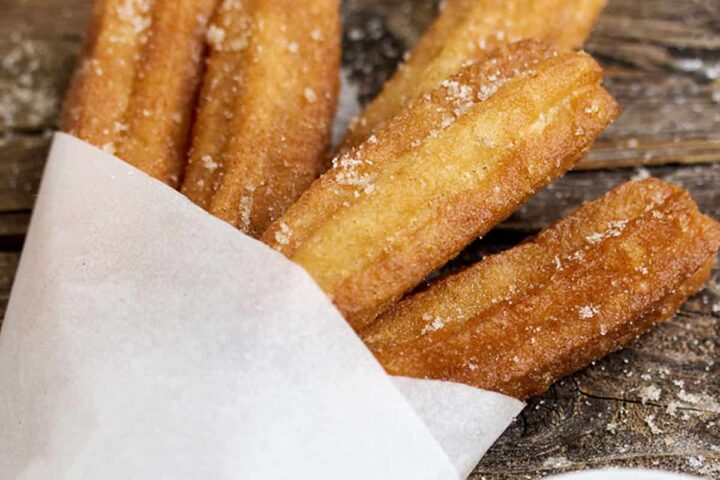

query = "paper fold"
[[0, 134, 522, 479]]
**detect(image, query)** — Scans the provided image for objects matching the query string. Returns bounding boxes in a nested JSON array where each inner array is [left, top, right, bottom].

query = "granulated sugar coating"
[[180, 0, 341, 237], [264, 44, 619, 331]]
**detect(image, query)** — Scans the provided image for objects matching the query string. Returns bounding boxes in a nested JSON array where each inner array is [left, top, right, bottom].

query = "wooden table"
[[1, 0, 718, 477]]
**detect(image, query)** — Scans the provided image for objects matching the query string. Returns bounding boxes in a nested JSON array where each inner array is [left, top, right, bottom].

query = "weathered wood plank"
[[0, 213, 30, 241], [0, 0, 86, 131], [2, 0, 718, 170], [1, 0, 717, 233], [0, 252, 21, 326], [0, 133, 48, 211], [0, 36, 79, 132], [505, 163, 720, 232]]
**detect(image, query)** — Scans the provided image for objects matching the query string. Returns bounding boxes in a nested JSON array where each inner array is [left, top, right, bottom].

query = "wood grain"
[[505, 164, 720, 232], [0, 0, 718, 478]]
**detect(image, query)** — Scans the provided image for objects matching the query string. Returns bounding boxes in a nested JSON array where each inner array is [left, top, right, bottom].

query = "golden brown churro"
[[343, 0, 606, 149], [180, 0, 340, 237], [61, 0, 218, 187], [364, 179, 720, 400], [263, 43, 620, 330]]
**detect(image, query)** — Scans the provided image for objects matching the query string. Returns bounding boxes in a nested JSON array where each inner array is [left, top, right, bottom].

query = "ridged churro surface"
[[365, 179, 720, 400], [61, 0, 218, 187], [181, 0, 340, 237], [263, 44, 619, 330], [343, 0, 606, 149]]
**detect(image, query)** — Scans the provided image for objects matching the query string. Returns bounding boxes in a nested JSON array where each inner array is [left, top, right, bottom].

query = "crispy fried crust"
[[342, 0, 606, 149], [365, 179, 720, 400], [61, 0, 217, 187], [264, 40, 558, 256], [263, 45, 620, 330], [180, 0, 340, 237]]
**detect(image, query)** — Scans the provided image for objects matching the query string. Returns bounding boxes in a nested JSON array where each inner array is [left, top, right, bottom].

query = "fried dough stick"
[[61, 0, 218, 187], [342, 0, 606, 149], [365, 179, 720, 400], [181, 0, 340, 237], [263, 45, 619, 330]]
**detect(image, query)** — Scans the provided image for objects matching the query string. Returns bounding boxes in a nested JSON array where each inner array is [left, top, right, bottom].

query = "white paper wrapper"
[[0, 134, 523, 479]]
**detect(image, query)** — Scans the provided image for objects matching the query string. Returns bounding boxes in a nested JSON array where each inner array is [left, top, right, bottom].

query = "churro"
[[263, 44, 619, 330], [342, 0, 606, 149], [364, 179, 720, 400], [180, 0, 340, 237], [61, 0, 218, 187]]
